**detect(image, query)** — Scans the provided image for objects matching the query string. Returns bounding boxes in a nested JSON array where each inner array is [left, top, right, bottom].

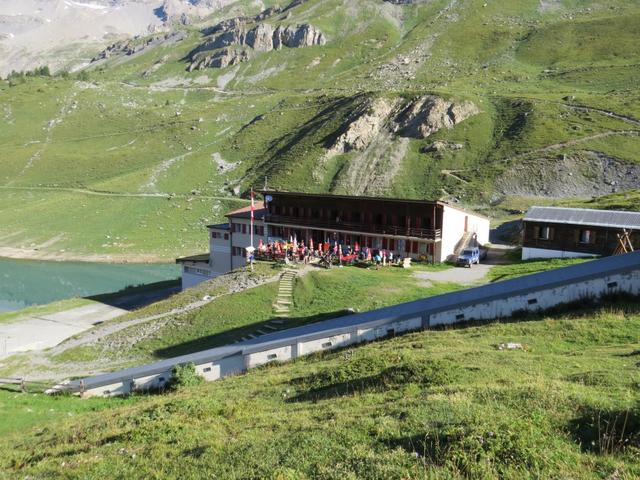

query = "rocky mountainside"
[[0, 0, 235, 76], [0, 0, 639, 260], [188, 20, 325, 70]]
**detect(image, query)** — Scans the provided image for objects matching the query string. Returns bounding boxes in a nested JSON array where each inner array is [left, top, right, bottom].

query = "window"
[[386, 328, 395, 336], [535, 225, 553, 240], [203, 367, 212, 373], [455, 314, 465, 321], [211, 231, 218, 239], [388, 239, 395, 251], [255, 225, 264, 236], [267, 353, 277, 360], [224, 233, 229, 240], [321, 342, 332, 348], [232, 247, 245, 257], [528, 298, 538, 305], [579, 229, 596, 244], [607, 281, 618, 289], [242, 223, 247, 235]]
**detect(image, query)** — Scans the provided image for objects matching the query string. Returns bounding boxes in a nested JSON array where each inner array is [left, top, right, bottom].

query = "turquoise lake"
[[0, 258, 180, 313]]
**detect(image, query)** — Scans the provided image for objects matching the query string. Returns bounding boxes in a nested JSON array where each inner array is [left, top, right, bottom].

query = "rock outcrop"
[[326, 98, 398, 157], [320, 95, 479, 195], [192, 48, 249, 69], [92, 31, 186, 63], [392, 96, 479, 139], [188, 21, 325, 70], [324, 95, 479, 156]]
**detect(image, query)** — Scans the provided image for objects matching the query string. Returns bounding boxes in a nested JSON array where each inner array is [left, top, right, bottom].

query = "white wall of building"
[[181, 264, 220, 290], [245, 345, 293, 368], [522, 247, 600, 261], [210, 227, 232, 275], [429, 271, 639, 326], [230, 218, 268, 270], [297, 332, 353, 356], [439, 205, 490, 262]]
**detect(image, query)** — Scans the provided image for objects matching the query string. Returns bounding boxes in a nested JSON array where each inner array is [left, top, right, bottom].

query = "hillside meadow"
[[0, 299, 638, 479], [0, 0, 639, 259]]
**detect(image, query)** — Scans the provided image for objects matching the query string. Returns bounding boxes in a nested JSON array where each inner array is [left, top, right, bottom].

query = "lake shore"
[[0, 246, 176, 264]]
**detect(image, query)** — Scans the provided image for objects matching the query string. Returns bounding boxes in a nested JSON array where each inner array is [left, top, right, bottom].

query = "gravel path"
[[415, 263, 494, 286], [0, 303, 126, 359]]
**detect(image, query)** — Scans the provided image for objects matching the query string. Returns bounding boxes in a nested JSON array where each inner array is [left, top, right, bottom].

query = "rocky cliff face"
[[92, 31, 186, 63], [319, 95, 479, 195], [191, 48, 249, 69], [325, 98, 399, 158], [325, 95, 479, 156], [188, 21, 325, 70], [392, 96, 480, 139]]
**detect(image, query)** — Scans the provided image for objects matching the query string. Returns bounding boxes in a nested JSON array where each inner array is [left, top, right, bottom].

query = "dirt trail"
[[507, 130, 639, 161], [7, 88, 78, 185], [0, 185, 245, 202], [562, 104, 640, 127]]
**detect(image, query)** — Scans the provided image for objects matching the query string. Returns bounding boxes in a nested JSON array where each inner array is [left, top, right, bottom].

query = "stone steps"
[[272, 269, 297, 318]]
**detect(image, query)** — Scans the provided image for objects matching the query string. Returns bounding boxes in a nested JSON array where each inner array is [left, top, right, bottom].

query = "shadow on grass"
[[152, 309, 354, 359], [86, 279, 180, 310], [568, 405, 640, 454], [286, 358, 455, 403], [382, 430, 463, 465], [431, 294, 640, 333]]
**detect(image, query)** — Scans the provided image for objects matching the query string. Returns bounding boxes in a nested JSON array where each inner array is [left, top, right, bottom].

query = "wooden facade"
[[263, 191, 443, 242], [523, 220, 639, 256]]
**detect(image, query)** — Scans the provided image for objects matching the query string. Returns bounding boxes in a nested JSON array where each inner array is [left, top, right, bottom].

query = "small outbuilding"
[[522, 206, 639, 260]]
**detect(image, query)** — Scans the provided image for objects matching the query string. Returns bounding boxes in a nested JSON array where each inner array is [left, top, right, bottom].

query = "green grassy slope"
[[1, 0, 640, 259], [0, 257, 584, 384], [1, 300, 638, 478]]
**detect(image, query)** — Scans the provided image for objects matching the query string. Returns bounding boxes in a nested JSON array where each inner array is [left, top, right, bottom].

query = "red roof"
[[226, 201, 266, 218]]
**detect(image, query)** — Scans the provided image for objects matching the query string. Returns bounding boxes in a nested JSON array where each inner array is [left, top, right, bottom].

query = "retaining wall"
[[60, 251, 640, 397]]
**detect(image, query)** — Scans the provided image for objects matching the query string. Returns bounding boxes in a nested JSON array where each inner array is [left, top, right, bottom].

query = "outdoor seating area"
[[255, 238, 413, 269]]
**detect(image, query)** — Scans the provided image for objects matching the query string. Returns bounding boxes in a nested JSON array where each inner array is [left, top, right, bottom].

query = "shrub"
[[170, 363, 204, 389]]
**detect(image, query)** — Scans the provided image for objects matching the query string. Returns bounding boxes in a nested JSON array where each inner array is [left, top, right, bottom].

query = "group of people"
[[255, 238, 403, 268]]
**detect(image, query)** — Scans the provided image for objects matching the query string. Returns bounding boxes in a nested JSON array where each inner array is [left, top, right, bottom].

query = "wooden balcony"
[[265, 214, 442, 241]]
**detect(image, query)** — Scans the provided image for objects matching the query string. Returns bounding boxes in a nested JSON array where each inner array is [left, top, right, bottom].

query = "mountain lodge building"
[[177, 191, 490, 289]]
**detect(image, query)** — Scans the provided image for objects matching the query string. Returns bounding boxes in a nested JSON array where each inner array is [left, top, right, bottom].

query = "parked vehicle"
[[456, 247, 481, 267]]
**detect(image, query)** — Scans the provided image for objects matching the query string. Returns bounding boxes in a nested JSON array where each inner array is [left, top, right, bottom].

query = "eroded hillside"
[[1, 0, 639, 260]]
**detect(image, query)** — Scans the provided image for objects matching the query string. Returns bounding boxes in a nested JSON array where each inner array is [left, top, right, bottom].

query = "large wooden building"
[[522, 206, 640, 260], [178, 191, 489, 289]]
